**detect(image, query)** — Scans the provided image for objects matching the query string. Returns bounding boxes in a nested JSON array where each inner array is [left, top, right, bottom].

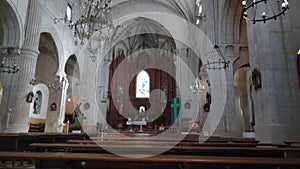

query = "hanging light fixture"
[[242, 0, 289, 24], [0, 49, 20, 74], [205, 45, 229, 70], [205, 0, 229, 70], [0, 58, 19, 74], [55, 0, 113, 46]]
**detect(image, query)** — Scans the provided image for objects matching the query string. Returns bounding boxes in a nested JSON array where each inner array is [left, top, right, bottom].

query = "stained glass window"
[[136, 70, 150, 98]]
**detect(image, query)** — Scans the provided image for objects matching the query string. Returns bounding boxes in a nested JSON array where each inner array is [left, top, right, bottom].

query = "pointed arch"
[[65, 55, 80, 79]]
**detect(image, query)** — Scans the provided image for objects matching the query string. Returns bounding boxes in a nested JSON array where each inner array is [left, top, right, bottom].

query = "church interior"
[[0, 0, 300, 168]]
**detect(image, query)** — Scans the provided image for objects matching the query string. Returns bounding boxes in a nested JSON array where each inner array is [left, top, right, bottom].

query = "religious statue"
[[33, 98, 40, 114]]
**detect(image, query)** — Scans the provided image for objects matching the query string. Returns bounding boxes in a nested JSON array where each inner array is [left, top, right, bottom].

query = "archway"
[[220, 0, 251, 137], [65, 95, 82, 133], [65, 55, 80, 94], [234, 67, 252, 132], [64, 55, 81, 132], [35, 32, 60, 132], [105, 17, 177, 130]]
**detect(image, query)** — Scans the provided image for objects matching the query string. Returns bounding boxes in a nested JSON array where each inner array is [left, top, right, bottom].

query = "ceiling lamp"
[[205, 45, 229, 70], [205, 1, 229, 70], [55, 0, 113, 45], [242, 0, 289, 24], [0, 50, 20, 74], [0, 58, 19, 74]]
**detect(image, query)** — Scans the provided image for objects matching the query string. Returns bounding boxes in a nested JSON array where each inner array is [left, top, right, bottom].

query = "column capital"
[[21, 47, 40, 57]]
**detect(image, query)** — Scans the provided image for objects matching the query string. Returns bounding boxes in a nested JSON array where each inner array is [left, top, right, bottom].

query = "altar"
[[126, 106, 148, 132], [126, 120, 147, 132]]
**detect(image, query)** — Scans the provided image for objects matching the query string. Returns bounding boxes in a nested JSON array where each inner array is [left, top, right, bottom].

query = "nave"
[[0, 0, 300, 168]]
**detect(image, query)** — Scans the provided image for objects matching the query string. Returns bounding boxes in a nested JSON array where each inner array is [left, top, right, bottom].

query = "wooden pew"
[[284, 141, 300, 147], [28, 122, 45, 132], [0, 151, 300, 169], [89, 134, 260, 144], [67, 139, 289, 148], [29, 142, 300, 158], [0, 133, 89, 152]]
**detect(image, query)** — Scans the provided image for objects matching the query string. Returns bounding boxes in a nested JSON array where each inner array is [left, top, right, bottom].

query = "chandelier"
[[242, 0, 289, 24], [0, 56, 19, 74], [205, 45, 230, 70], [55, 0, 113, 46]]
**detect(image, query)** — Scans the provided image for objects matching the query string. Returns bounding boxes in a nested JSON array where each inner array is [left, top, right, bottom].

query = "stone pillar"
[[58, 75, 69, 132], [0, 49, 22, 132], [45, 78, 63, 132], [2, 0, 42, 133], [219, 55, 241, 137], [205, 0, 241, 137], [246, 6, 300, 143]]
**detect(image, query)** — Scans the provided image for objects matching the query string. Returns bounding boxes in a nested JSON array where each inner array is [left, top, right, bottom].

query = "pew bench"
[[284, 141, 300, 147], [0, 151, 300, 169], [67, 139, 289, 148], [29, 143, 300, 157], [28, 123, 45, 132]]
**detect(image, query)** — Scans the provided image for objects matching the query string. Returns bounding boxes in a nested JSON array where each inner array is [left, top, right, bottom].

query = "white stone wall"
[[246, 0, 300, 143]]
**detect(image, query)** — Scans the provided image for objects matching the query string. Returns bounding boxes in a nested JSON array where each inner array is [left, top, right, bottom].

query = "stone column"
[[246, 5, 300, 143], [3, 0, 42, 133], [218, 53, 241, 137], [0, 49, 21, 132], [205, 0, 240, 137], [45, 77, 63, 132], [57, 75, 69, 132]]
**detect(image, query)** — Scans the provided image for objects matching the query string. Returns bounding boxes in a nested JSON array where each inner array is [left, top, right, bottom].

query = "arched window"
[[33, 91, 42, 115], [66, 3, 72, 22], [136, 70, 150, 98], [0, 82, 3, 106]]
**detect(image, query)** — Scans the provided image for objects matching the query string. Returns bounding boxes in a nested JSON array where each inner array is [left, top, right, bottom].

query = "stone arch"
[[65, 54, 80, 94], [113, 1, 193, 22], [40, 26, 64, 75], [234, 67, 252, 132], [220, 0, 250, 72], [64, 94, 82, 132], [232, 18, 250, 74], [36, 32, 59, 83], [225, 45, 235, 57], [0, 0, 22, 47], [220, 0, 252, 137], [220, 0, 243, 44], [65, 55, 80, 79], [95, 6, 227, 136], [111, 17, 176, 55]]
